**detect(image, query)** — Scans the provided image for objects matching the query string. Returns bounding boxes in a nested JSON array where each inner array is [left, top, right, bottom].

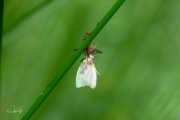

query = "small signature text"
[[6, 105, 23, 114]]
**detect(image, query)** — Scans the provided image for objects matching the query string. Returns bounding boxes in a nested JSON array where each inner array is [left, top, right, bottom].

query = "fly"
[[74, 31, 102, 59]]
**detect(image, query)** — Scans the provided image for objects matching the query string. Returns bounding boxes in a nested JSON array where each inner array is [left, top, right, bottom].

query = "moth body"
[[76, 55, 98, 89]]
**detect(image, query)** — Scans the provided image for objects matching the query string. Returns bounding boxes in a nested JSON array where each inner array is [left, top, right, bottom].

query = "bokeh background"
[[1, 0, 180, 120]]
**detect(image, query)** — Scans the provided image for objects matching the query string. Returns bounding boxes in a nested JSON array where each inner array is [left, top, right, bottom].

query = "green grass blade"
[[0, 0, 4, 79], [22, 0, 125, 119], [3, 0, 68, 47]]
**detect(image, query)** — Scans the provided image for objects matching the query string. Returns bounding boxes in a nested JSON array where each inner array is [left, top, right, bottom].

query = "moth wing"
[[76, 60, 87, 88], [84, 64, 97, 89]]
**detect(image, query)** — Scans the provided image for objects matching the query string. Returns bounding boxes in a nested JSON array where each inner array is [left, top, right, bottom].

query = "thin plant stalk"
[[22, 0, 125, 119], [0, 0, 4, 67]]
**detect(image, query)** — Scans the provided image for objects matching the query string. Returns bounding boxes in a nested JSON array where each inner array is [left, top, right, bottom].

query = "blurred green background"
[[1, 0, 180, 120]]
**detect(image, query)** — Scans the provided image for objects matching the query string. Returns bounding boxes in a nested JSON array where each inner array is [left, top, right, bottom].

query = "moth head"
[[89, 55, 94, 59]]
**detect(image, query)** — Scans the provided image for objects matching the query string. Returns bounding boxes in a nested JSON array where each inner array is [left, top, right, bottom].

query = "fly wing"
[[95, 49, 102, 53], [76, 60, 88, 88], [84, 64, 97, 89]]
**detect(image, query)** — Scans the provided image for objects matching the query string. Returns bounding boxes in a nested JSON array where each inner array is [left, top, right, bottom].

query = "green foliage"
[[2, 0, 180, 120]]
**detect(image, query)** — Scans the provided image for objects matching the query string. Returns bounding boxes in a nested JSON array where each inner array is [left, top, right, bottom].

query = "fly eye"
[[88, 48, 94, 53]]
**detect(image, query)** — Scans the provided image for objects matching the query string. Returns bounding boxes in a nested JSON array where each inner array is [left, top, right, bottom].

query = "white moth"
[[76, 55, 99, 89]]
